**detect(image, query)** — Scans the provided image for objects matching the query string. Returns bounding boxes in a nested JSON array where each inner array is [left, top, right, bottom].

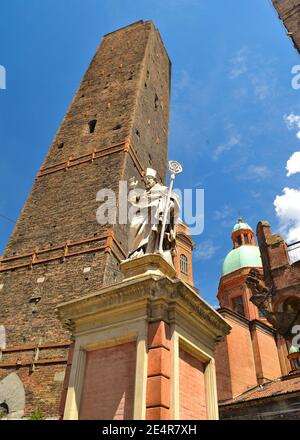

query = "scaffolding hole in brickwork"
[[113, 124, 122, 131], [88, 120, 97, 134]]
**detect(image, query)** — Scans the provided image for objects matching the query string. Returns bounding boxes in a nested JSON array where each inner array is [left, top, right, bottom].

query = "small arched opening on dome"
[[236, 235, 242, 246], [244, 234, 250, 244]]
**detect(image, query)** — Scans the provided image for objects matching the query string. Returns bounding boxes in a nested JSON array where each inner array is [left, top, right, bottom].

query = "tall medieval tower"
[[0, 21, 171, 418]]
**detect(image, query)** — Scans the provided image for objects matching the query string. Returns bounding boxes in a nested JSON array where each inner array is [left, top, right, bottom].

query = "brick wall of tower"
[[0, 21, 170, 418], [3, 20, 170, 258]]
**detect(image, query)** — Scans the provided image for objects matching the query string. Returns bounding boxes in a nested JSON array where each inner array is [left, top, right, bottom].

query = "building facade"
[[215, 219, 300, 419]]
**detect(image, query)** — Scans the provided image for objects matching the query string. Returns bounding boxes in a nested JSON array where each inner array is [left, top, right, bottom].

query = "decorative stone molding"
[[57, 255, 230, 340]]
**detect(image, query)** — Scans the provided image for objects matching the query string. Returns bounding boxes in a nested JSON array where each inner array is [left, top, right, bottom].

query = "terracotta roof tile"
[[220, 373, 300, 406]]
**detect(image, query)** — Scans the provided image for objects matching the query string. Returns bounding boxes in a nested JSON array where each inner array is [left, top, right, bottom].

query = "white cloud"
[[284, 113, 300, 140], [286, 151, 300, 176], [237, 164, 271, 181], [194, 240, 219, 261], [213, 134, 241, 160], [229, 47, 248, 80], [229, 47, 275, 102], [214, 205, 233, 221], [174, 69, 190, 92], [249, 165, 271, 179], [251, 190, 262, 199], [274, 119, 300, 243], [274, 187, 300, 243], [250, 75, 271, 101]]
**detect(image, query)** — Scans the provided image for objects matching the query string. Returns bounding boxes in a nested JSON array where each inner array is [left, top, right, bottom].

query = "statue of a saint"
[[127, 167, 180, 263]]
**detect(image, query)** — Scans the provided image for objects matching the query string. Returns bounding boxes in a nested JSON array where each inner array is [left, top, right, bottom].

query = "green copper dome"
[[222, 245, 262, 276]]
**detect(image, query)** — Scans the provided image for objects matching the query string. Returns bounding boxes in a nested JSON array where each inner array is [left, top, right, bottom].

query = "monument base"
[[57, 254, 230, 420]]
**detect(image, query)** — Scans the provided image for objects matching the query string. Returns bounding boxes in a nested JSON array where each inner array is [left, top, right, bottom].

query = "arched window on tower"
[[180, 254, 188, 275], [232, 295, 245, 316]]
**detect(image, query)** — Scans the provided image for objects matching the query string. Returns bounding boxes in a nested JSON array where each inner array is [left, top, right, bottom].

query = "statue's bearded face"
[[144, 176, 156, 190]]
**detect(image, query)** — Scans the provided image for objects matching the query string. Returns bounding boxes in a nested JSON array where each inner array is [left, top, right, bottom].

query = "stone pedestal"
[[57, 254, 230, 420]]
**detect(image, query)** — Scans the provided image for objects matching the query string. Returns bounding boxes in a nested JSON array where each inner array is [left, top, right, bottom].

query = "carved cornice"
[[57, 270, 231, 340], [217, 307, 250, 329]]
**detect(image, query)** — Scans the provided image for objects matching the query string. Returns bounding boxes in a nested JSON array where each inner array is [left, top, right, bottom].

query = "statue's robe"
[[128, 183, 180, 256]]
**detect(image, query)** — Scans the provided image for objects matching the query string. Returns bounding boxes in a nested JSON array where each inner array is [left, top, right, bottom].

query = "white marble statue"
[[127, 165, 181, 264]]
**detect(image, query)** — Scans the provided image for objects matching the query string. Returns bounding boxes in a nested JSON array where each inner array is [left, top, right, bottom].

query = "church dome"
[[222, 245, 262, 276], [222, 217, 262, 276], [232, 217, 253, 233]]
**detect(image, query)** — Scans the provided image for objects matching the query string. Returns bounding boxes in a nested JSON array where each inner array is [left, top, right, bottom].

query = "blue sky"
[[0, 0, 300, 306]]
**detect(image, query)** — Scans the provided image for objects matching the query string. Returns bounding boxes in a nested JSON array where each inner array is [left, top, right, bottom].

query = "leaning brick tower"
[[0, 21, 171, 418]]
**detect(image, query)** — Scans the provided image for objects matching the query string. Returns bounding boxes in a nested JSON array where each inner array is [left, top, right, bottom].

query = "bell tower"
[[215, 218, 289, 403]]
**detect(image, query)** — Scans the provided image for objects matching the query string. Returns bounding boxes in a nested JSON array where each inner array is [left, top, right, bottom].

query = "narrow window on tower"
[[232, 296, 245, 316], [180, 254, 188, 275], [244, 234, 250, 244], [88, 119, 97, 134], [237, 235, 243, 246]]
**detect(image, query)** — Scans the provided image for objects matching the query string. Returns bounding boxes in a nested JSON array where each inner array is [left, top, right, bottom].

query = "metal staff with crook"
[[158, 160, 183, 255]]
